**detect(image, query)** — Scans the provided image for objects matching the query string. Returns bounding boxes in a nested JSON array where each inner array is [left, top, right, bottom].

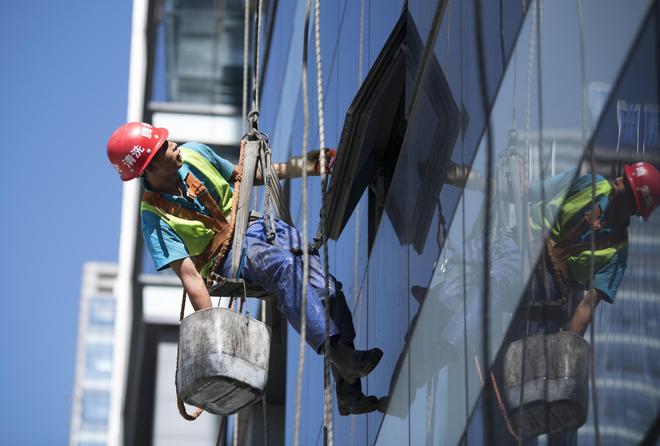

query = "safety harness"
[[142, 171, 237, 280], [544, 204, 628, 304]]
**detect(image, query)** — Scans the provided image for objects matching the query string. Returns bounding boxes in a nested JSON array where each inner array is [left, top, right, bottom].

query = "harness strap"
[[142, 173, 236, 274], [544, 204, 627, 301]]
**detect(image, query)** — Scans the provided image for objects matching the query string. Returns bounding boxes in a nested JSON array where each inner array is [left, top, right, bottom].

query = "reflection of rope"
[[473, 0, 495, 441], [473, 356, 520, 442], [293, 2, 312, 445], [578, 0, 601, 443]]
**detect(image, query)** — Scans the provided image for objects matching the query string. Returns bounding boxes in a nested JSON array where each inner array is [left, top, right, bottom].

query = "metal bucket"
[[503, 331, 590, 440], [177, 307, 271, 415]]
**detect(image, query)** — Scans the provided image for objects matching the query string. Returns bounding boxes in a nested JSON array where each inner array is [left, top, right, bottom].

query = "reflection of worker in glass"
[[533, 162, 660, 335]]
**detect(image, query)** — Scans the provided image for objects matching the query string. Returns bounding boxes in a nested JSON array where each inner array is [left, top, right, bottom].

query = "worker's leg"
[[322, 284, 380, 414], [220, 220, 339, 351], [222, 219, 381, 384], [569, 288, 602, 336]]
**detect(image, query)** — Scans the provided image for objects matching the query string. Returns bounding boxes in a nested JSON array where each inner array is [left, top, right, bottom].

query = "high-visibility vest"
[[533, 177, 627, 288], [140, 146, 234, 277]]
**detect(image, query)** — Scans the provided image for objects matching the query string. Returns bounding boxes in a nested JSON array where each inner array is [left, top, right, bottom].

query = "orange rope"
[[473, 356, 519, 441], [175, 290, 204, 421]]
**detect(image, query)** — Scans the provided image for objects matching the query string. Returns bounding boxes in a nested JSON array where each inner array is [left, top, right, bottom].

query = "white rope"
[[241, 0, 250, 133], [524, 0, 537, 177], [314, 0, 326, 150], [293, 1, 312, 444], [314, 0, 334, 443], [255, 0, 264, 110], [350, 3, 365, 444]]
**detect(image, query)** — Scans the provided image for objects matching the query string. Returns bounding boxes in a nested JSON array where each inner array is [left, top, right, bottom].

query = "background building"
[[70, 262, 118, 446], [106, 0, 660, 444]]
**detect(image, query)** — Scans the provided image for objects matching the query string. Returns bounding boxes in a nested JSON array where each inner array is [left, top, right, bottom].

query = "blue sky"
[[0, 1, 131, 444]]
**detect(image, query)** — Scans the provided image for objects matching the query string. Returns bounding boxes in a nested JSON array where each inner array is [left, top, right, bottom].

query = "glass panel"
[[80, 390, 110, 431], [151, 0, 246, 106], [87, 299, 115, 334], [376, 0, 654, 444], [576, 7, 660, 444], [85, 344, 113, 380]]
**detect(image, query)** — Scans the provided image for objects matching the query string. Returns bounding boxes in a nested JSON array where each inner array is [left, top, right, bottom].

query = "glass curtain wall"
[[257, 0, 660, 444], [377, 1, 658, 445]]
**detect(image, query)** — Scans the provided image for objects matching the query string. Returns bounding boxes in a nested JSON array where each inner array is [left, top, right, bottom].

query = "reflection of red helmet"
[[107, 122, 169, 181], [624, 162, 660, 220]]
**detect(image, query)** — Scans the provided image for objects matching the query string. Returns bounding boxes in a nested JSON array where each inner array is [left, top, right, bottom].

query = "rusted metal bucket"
[[503, 331, 590, 440], [176, 307, 271, 415]]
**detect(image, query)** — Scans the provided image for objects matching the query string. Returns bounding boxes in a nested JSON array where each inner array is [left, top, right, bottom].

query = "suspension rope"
[[293, 1, 312, 444], [516, 2, 539, 441], [459, 0, 471, 435], [313, 0, 334, 444], [473, 0, 495, 442], [474, 355, 520, 441], [261, 300, 270, 445], [242, 0, 250, 133], [533, 1, 554, 438], [577, 0, 601, 444], [350, 3, 365, 443], [247, 0, 263, 133], [255, 0, 264, 111]]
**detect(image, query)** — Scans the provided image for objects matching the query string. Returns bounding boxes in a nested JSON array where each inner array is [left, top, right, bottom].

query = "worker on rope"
[[106, 121, 383, 415], [528, 161, 660, 335], [417, 161, 660, 367]]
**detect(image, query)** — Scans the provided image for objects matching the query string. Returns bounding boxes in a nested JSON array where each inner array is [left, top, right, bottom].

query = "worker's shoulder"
[[570, 173, 608, 193]]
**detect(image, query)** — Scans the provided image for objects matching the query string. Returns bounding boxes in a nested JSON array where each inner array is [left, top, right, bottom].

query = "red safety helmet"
[[624, 162, 660, 220], [107, 122, 169, 181]]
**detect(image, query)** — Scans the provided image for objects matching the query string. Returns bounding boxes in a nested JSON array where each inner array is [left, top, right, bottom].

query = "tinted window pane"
[[80, 390, 110, 431]]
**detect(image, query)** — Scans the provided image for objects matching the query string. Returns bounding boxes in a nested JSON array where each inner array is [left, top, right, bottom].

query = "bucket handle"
[[176, 289, 204, 421], [226, 279, 248, 314]]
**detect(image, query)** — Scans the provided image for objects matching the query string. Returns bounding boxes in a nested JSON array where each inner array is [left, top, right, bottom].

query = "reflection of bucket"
[[177, 307, 271, 415], [503, 332, 590, 440]]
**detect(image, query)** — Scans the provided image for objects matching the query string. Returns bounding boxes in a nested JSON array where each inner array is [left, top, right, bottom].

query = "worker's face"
[[611, 176, 636, 216], [149, 140, 183, 173]]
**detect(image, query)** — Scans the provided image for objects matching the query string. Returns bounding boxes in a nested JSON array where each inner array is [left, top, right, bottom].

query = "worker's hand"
[[288, 148, 337, 177], [309, 148, 337, 176]]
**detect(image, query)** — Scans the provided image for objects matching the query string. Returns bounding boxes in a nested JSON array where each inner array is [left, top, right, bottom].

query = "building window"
[[87, 299, 115, 334], [152, 0, 247, 107], [84, 344, 113, 380], [80, 390, 110, 431]]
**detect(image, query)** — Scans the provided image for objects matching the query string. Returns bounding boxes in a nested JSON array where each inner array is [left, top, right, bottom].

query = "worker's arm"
[[170, 257, 212, 311], [235, 149, 336, 184]]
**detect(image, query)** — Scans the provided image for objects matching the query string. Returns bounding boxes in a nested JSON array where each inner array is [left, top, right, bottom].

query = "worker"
[[106, 121, 383, 415], [525, 162, 660, 335]]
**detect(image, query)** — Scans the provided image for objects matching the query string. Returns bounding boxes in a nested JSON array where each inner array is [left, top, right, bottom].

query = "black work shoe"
[[338, 394, 381, 416], [328, 341, 383, 384]]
